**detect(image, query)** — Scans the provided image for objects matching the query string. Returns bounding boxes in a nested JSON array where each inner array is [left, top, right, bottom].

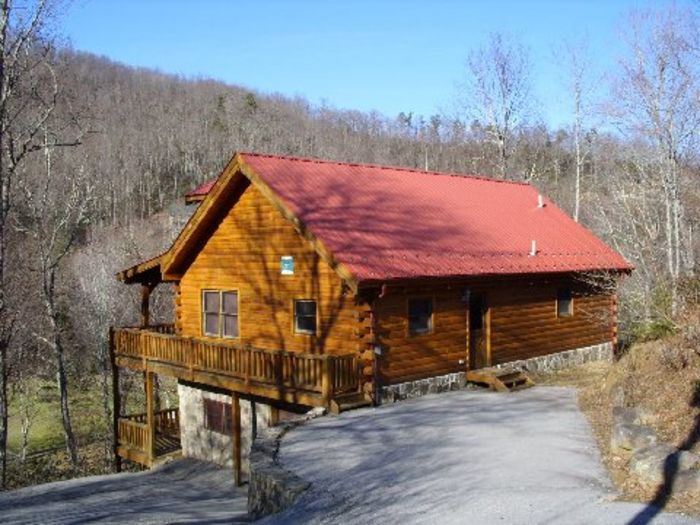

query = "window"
[[409, 298, 433, 335], [294, 300, 317, 335], [202, 290, 239, 338], [203, 398, 232, 435], [557, 289, 573, 317]]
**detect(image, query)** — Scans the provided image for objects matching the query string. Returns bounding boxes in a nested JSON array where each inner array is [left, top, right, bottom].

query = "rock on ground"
[[611, 421, 658, 454]]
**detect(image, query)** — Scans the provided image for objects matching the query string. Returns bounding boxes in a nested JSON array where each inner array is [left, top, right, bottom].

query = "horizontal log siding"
[[489, 285, 611, 364], [376, 286, 467, 384], [376, 277, 613, 384], [178, 183, 358, 355]]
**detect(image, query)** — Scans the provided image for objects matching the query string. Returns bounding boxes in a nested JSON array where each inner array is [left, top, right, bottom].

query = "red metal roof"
[[192, 153, 632, 282], [187, 179, 216, 199]]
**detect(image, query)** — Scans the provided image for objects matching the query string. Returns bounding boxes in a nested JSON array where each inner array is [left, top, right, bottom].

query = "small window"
[[203, 291, 221, 336], [203, 398, 232, 435], [202, 290, 239, 338], [557, 289, 573, 317], [409, 298, 433, 335], [294, 300, 317, 335], [222, 291, 239, 338]]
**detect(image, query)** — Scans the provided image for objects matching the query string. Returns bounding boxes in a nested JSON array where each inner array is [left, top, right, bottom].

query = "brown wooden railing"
[[148, 324, 176, 335], [118, 418, 148, 452], [112, 327, 360, 402], [123, 407, 180, 435]]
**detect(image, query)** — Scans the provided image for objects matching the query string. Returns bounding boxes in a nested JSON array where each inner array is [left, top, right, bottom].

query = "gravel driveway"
[[0, 458, 248, 524], [267, 387, 698, 525]]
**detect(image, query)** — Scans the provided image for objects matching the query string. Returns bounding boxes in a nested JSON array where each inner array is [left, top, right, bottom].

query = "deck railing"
[[117, 418, 148, 452], [112, 327, 360, 401], [123, 407, 180, 435]]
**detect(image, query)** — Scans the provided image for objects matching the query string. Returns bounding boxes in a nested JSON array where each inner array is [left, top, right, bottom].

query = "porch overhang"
[[116, 252, 171, 285]]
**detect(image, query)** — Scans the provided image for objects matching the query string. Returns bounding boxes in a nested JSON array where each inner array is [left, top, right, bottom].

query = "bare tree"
[[16, 129, 89, 467], [0, 0, 60, 488], [458, 32, 532, 178], [611, 6, 700, 315], [559, 37, 595, 222]]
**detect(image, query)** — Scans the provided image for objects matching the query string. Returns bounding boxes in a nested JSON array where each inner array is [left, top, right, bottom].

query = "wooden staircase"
[[466, 367, 535, 392], [330, 392, 372, 415]]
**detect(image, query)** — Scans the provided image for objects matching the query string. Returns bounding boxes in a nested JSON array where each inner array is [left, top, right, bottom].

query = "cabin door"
[[468, 294, 489, 369]]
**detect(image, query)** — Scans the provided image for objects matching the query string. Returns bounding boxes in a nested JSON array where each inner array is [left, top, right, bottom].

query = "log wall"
[[178, 181, 359, 355], [375, 276, 614, 384]]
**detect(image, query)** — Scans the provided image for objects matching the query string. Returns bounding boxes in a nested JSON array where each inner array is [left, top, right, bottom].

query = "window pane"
[[223, 315, 238, 338], [557, 290, 573, 317], [558, 298, 572, 316], [204, 291, 220, 313], [296, 300, 316, 316], [409, 298, 431, 317], [296, 315, 316, 334], [222, 292, 238, 315], [223, 406, 233, 434], [409, 298, 433, 335], [410, 315, 431, 334], [204, 313, 219, 335]]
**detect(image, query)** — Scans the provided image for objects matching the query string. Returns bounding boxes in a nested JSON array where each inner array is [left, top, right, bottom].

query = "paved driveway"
[[0, 458, 248, 524], [268, 387, 698, 525]]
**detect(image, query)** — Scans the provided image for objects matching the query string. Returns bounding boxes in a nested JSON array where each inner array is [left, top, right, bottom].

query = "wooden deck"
[[117, 408, 182, 467], [111, 326, 361, 408]]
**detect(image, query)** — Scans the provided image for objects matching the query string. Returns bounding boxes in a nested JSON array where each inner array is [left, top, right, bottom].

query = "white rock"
[[610, 422, 657, 454]]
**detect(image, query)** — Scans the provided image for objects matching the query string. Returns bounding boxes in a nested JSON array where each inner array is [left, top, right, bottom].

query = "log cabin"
[[111, 151, 632, 479]]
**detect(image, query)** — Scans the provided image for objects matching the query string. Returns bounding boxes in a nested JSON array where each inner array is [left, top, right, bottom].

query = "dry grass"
[[4, 441, 140, 491], [535, 338, 700, 517]]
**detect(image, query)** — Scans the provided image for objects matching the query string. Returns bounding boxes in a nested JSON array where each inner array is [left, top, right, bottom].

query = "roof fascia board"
[[161, 154, 243, 280]]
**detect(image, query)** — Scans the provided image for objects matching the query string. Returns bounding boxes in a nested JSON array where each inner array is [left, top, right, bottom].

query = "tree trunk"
[[44, 273, 78, 466], [0, 342, 7, 488], [55, 343, 78, 465]]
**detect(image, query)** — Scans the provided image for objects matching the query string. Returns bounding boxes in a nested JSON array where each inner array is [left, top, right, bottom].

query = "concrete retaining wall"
[[380, 342, 613, 404], [177, 383, 271, 480]]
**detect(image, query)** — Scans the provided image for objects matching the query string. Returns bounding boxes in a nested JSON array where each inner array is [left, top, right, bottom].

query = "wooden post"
[[269, 406, 280, 427], [231, 392, 242, 486], [145, 371, 155, 466], [140, 283, 155, 329], [110, 327, 122, 473], [321, 355, 333, 406]]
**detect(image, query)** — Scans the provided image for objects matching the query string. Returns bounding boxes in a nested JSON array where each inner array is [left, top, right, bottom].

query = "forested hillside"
[[0, 2, 698, 488]]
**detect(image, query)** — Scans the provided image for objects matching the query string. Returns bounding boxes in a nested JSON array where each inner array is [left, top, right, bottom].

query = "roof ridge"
[[238, 151, 531, 187]]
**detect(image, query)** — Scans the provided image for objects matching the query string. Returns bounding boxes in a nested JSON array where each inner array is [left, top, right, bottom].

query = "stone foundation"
[[177, 382, 271, 481], [497, 342, 613, 374], [380, 372, 466, 404], [380, 342, 613, 404]]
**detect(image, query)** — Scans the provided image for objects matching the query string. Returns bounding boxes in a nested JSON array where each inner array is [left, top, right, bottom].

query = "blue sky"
[[61, 0, 688, 129]]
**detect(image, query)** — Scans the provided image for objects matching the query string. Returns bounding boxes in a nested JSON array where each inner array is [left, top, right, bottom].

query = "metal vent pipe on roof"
[[529, 240, 537, 256], [538, 194, 544, 208]]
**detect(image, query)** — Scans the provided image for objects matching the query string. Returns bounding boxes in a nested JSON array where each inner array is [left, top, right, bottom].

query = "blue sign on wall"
[[280, 255, 294, 275]]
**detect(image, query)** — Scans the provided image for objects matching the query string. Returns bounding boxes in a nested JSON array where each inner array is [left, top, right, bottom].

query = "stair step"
[[494, 371, 523, 382], [330, 393, 372, 415], [466, 368, 535, 393]]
